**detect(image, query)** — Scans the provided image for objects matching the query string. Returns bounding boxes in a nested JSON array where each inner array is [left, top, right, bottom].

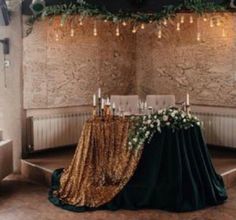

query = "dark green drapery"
[[49, 126, 227, 212]]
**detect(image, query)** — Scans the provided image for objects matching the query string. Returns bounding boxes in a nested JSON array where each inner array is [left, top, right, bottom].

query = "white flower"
[[147, 119, 152, 124], [197, 121, 200, 126], [171, 112, 176, 117], [166, 122, 170, 126], [133, 138, 138, 143], [150, 124, 154, 128], [158, 110, 163, 114], [163, 115, 168, 121], [145, 131, 150, 137], [181, 113, 185, 118], [154, 115, 157, 119], [128, 141, 132, 146], [156, 119, 160, 126], [183, 119, 186, 123]]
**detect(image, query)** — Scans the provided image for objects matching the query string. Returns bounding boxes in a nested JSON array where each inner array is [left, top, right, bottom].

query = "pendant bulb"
[[189, 16, 193, 24], [158, 29, 162, 39], [163, 19, 167, 26], [116, 24, 120, 36], [176, 22, 180, 31]]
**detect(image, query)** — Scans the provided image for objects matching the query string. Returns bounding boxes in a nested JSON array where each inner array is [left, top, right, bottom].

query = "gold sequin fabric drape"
[[57, 116, 143, 207]]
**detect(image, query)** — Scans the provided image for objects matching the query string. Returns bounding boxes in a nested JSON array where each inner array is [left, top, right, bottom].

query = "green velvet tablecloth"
[[49, 125, 227, 212]]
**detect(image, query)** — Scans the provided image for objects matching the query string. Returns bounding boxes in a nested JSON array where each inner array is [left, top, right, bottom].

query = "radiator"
[[192, 111, 236, 148], [28, 112, 92, 151]]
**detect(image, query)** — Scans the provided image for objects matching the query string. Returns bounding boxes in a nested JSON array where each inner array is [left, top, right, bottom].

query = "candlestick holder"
[[112, 108, 115, 119], [93, 106, 96, 117], [186, 104, 191, 115], [98, 97, 102, 117]]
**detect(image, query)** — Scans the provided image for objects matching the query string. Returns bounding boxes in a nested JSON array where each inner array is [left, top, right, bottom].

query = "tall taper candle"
[[101, 99, 104, 109], [93, 94, 96, 107], [186, 93, 190, 106], [98, 88, 101, 98]]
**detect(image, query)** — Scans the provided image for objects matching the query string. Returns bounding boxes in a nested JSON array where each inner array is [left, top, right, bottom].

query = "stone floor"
[[0, 174, 236, 220]]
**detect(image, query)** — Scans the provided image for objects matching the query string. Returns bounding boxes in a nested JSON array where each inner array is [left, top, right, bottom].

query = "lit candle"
[[101, 99, 104, 109], [106, 97, 110, 105], [98, 88, 101, 98], [112, 102, 116, 109], [186, 93, 190, 106], [93, 94, 96, 107]]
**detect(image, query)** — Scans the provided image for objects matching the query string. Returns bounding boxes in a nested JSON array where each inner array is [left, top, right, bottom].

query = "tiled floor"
[[0, 174, 236, 220]]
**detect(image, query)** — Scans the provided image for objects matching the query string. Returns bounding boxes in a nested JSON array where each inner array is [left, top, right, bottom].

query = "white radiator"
[[192, 111, 236, 148], [28, 112, 92, 151]]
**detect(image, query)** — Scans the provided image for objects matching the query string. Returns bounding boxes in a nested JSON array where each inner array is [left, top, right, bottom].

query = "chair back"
[[146, 95, 175, 111], [110, 95, 139, 115]]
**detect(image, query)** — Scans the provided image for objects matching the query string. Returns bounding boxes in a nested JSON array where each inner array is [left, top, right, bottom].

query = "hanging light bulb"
[[122, 21, 127, 26], [132, 26, 137, 33], [203, 16, 207, 22], [163, 19, 167, 26], [216, 18, 221, 26], [70, 28, 75, 37], [197, 32, 201, 41], [93, 22, 97, 36], [55, 32, 59, 41], [79, 18, 83, 26], [141, 23, 145, 29], [222, 28, 226, 37], [210, 18, 214, 28], [189, 16, 193, 24], [116, 24, 120, 36], [180, 15, 185, 24], [104, 19, 108, 23], [158, 29, 162, 39], [176, 22, 180, 31]]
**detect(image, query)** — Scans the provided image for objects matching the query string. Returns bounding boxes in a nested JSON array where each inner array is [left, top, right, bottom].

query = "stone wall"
[[136, 13, 236, 107], [24, 13, 236, 108], [23, 17, 137, 109]]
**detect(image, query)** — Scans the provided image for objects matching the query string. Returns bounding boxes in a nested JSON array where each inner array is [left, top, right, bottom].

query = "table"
[[49, 116, 227, 212]]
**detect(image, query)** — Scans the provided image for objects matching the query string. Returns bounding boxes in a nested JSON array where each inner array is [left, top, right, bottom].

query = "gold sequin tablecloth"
[[57, 116, 142, 208]]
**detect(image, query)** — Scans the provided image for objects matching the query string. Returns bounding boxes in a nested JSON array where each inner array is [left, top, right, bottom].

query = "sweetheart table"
[[49, 111, 227, 212]]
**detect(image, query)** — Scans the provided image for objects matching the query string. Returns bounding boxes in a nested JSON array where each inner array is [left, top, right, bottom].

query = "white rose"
[[181, 113, 185, 118], [133, 138, 137, 143], [183, 119, 186, 123], [147, 119, 152, 124], [128, 141, 132, 146], [158, 110, 162, 114], [156, 119, 160, 126], [154, 115, 157, 119], [150, 124, 154, 128], [166, 122, 170, 126], [171, 112, 175, 117], [163, 115, 168, 121], [197, 121, 200, 126], [145, 131, 150, 137]]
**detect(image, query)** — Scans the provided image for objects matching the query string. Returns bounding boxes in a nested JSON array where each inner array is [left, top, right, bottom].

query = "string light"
[[176, 22, 180, 31], [163, 19, 167, 26], [158, 29, 162, 39], [222, 28, 226, 37], [116, 24, 120, 36], [210, 18, 214, 28], [70, 28, 75, 37], [93, 21, 97, 36], [197, 32, 201, 41], [132, 26, 137, 33], [180, 15, 184, 24], [79, 18, 83, 26], [104, 19, 108, 23], [203, 16, 207, 22], [122, 21, 127, 26], [189, 16, 193, 24], [55, 32, 59, 41], [141, 23, 145, 29]]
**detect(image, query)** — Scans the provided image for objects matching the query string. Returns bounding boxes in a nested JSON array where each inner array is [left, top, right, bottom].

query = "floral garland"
[[128, 107, 202, 150]]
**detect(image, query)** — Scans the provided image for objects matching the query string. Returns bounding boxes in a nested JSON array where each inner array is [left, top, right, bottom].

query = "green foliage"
[[26, 0, 228, 36]]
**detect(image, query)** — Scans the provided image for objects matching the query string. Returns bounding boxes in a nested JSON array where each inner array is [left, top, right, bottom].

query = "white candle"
[[101, 99, 104, 109], [93, 94, 96, 107], [112, 102, 116, 109], [106, 97, 110, 105], [98, 88, 101, 98], [186, 93, 190, 105], [144, 101, 147, 109]]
